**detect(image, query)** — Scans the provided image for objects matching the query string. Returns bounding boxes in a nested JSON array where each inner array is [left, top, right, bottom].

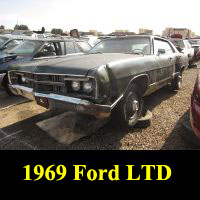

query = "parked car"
[[0, 38, 91, 95], [170, 38, 194, 67], [190, 72, 200, 143], [8, 35, 187, 127], [188, 39, 200, 61], [0, 34, 31, 51]]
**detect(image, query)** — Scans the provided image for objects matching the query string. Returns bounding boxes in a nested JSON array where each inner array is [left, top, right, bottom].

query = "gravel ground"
[[0, 65, 199, 150]]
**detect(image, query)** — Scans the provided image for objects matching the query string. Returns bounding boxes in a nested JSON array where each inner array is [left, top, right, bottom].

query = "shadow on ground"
[[0, 91, 29, 110], [0, 86, 190, 150], [161, 110, 200, 150]]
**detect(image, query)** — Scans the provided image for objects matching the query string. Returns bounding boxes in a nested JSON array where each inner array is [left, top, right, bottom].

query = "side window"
[[60, 42, 65, 55], [77, 41, 91, 52], [154, 39, 174, 54], [6, 39, 23, 50], [65, 42, 75, 54], [36, 42, 57, 57]]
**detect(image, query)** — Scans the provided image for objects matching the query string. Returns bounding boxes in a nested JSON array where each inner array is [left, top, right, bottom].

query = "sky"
[[0, 0, 200, 35]]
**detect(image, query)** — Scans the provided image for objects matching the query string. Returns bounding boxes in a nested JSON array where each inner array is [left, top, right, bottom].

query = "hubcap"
[[124, 93, 140, 121], [133, 100, 139, 112]]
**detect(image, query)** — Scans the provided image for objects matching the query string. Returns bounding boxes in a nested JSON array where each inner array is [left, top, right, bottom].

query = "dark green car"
[[8, 35, 187, 127]]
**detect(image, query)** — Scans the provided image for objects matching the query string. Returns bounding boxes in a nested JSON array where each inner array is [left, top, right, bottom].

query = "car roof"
[[0, 34, 32, 40], [21, 37, 88, 42], [100, 35, 170, 42]]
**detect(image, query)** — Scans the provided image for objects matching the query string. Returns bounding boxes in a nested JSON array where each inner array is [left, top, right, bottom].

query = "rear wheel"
[[113, 84, 143, 127]]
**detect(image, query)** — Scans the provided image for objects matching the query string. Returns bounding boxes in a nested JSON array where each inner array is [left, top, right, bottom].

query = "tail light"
[[193, 72, 200, 103]]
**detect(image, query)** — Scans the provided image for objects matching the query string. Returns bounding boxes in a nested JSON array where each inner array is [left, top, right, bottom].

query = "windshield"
[[7, 40, 43, 56], [88, 37, 151, 54], [171, 40, 185, 48], [0, 36, 9, 46]]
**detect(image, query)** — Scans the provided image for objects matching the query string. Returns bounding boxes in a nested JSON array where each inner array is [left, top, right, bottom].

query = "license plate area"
[[35, 97, 49, 108]]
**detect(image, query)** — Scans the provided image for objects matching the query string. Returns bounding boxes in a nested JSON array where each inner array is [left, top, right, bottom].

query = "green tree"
[[41, 27, 45, 33], [51, 28, 63, 35], [14, 24, 29, 30], [0, 25, 5, 29]]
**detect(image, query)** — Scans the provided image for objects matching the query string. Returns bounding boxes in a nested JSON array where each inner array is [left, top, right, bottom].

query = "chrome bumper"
[[9, 84, 111, 118], [0, 73, 6, 87]]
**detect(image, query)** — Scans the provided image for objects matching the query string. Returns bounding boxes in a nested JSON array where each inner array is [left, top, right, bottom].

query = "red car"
[[190, 71, 200, 141]]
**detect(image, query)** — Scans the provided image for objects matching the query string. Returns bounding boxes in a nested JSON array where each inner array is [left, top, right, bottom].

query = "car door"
[[153, 38, 176, 82]]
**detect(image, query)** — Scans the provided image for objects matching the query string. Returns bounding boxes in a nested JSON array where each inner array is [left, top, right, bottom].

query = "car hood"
[[10, 53, 143, 76]]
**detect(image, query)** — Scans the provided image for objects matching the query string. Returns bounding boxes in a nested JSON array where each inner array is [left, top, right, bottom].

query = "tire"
[[171, 73, 182, 91], [113, 84, 143, 128], [3, 76, 17, 96]]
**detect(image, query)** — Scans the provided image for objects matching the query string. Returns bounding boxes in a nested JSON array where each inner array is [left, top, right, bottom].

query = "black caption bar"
[[0, 150, 199, 185]]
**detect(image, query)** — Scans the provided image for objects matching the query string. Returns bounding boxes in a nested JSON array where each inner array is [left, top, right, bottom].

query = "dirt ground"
[[0, 65, 199, 150]]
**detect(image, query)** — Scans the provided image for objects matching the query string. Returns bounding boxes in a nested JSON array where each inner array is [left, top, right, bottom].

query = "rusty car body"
[[8, 35, 187, 127]]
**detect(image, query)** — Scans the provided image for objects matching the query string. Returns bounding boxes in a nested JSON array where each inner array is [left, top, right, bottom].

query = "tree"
[[51, 28, 63, 35], [41, 27, 45, 34], [14, 24, 29, 30], [0, 25, 5, 29]]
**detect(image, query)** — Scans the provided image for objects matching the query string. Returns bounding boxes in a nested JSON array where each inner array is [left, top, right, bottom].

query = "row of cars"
[[0, 33, 200, 144]]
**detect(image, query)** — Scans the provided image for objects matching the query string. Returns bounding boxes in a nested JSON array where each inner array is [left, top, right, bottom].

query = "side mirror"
[[158, 48, 166, 55]]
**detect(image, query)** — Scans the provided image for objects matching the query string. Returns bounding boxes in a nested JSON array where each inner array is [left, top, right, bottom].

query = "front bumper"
[[9, 84, 111, 118], [0, 73, 6, 87], [190, 95, 200, 140]]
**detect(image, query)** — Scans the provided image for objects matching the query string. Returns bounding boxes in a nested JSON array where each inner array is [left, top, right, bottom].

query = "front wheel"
[[113, 85, 143, 127]]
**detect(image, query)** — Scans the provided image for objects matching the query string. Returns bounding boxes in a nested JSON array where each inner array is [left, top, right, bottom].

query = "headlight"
[[83, 81, 93, 93], [71, 81, 81, 91]]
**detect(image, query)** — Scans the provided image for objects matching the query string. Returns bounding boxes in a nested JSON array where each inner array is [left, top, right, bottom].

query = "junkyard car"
[[0, 38, 91, 95], [0, 34, 30, 51], [8, 35, 187, 127], [170, 38, 194, 67]]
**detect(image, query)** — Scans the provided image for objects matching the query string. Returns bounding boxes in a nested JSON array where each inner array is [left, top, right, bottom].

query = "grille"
[[35, 84, 65, 94], [10, 72, 66, 94], [9, 71, 96, 98]]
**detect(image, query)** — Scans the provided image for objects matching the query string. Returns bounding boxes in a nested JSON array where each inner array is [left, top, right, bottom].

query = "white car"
[[170, 39, 194, 66]]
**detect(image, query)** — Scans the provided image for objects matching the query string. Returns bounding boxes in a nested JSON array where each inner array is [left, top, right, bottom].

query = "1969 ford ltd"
[[7, 35, 187, 127]]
